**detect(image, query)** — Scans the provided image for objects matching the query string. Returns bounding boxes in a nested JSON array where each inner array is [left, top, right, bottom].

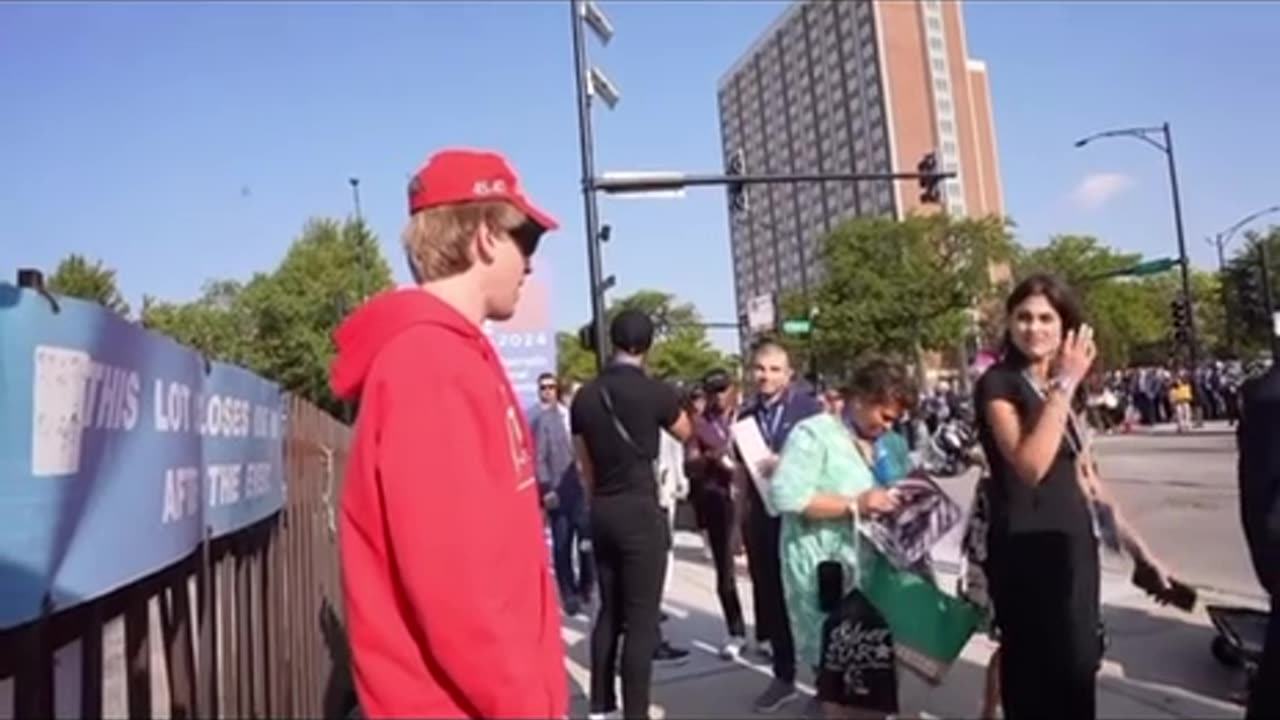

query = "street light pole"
[[570, 0, 612, 371], [349, 177, 370, 302], [1258, 240, 1279, 363], [1160, 122, 1199, 371], [1210, 204, 1280, 357], [1075, 122, 1198, 369]]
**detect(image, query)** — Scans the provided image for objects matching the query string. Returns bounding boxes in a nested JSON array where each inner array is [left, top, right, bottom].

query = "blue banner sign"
[[0, 285, 285, 629], [483, 272, 557, 411]]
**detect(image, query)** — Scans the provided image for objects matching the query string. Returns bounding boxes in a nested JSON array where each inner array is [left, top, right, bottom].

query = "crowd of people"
[[1083, 362, 1251, 433], [328, 147, 1279, 720]]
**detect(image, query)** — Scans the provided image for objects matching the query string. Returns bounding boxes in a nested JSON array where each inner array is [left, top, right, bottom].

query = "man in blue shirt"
[[736, 340, 823, 713]]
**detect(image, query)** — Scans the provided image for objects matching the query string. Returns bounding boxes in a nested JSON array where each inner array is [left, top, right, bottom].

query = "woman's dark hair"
[[701, 368, 733, 395], [1001, 273, 1085, 368], [842, 356, 918, 410]]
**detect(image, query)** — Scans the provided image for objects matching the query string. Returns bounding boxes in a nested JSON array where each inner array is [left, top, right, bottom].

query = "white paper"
[[31, 345, 93, 477], [731, 418, 779, 517]]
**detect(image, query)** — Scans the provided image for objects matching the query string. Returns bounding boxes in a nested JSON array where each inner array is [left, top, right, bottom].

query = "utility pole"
[[1075, 122, 1198, 369], [349, 177, 369, 303]]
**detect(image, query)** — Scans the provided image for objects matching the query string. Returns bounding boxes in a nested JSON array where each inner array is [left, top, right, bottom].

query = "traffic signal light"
[[1236, 264, 1264, 317], [726, 148, 748, 214], [578, 322, 598, 352], [917, 151, 943, 204], [1170, 295, 1189, 343]]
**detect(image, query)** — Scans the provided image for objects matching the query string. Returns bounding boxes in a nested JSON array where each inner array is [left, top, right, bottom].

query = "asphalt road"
[[1091, 424, 1263, 600], [935, 422, 1263, 600]]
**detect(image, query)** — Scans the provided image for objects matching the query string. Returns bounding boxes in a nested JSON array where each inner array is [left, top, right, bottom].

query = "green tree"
[[1220, 225, 1280, 358], [802, 213, 1016, 380], [143, 217, 394, 417], [1015, 235, 1157, 368], [556, 290, 731, 383], [1137, 268, 1225, 362], [556, 330, 597, 384], [141, 278, 260, 365], [47, 254, 130, 317], [1012, 234, 1226, 367]]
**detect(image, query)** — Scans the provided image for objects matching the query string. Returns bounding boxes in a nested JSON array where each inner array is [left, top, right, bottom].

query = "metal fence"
[[0, 395, 352, 719]]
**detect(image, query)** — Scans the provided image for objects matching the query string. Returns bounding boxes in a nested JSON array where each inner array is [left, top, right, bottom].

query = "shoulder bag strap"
[[599, 386, 654, 460]]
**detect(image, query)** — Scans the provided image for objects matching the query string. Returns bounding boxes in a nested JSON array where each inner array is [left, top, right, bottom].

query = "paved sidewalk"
[[562, 531, 1251, 719]]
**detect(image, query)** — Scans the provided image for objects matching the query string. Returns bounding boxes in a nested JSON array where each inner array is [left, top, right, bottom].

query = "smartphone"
[[1164, 578, 1198, 612]]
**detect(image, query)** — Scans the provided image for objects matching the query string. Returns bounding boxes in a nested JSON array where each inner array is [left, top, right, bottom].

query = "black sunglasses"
[[511, 222, 542, 258]]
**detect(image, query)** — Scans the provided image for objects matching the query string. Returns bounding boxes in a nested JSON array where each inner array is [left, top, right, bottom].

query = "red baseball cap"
[[407, 148, 559, 232]]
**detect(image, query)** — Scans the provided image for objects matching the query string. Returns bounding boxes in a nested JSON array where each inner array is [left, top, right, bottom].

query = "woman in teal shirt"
[[768, 359, 918, 717]]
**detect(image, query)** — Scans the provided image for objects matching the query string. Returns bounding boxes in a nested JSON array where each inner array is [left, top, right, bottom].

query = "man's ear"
[[474, 223, 498, 265]]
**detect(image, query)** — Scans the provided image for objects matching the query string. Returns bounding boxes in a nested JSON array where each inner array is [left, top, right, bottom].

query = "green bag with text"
[[859, 551, 981, 685]]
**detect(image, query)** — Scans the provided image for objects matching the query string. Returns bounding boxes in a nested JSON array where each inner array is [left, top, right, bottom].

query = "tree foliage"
[[1220, 225, 1280, 358], [142, 218, 393, 416], [792, 213, 1015, 380], [556, 290, 732, 384], [47, 254, 131, 317], [1015, 235, 1159, 368], [1014, 234, 1225, 367]]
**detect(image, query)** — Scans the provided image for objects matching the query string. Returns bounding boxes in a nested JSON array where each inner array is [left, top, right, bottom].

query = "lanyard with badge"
[[1020, 371, 1119, 548], [756, 394, 787, 450]]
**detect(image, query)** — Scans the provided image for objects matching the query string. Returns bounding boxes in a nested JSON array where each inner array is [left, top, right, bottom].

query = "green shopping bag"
[[859, 551, 981, 685]]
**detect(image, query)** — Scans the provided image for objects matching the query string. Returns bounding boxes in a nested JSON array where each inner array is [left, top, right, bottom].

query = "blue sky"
[[3, 1, 1279, 350]]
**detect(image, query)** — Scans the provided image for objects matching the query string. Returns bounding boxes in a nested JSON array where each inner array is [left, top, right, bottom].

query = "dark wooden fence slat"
[[0, 394, 349, 720], [80, 601, 104, 719], [124, 585, 151, 718], [12, 613, 52, 718]]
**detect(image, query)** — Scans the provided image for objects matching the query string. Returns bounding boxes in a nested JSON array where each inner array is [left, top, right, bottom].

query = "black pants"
[[742, 485, 797, 684], [589, 493, 668, 719], [550, 502, 594, 604], [992, 531, 1101, 720], [701, 487, 746, 637], [1247, 598, 1280, 720]]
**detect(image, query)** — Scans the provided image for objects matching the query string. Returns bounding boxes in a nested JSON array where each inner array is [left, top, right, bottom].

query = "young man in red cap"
[[330, 148, 567, 719]]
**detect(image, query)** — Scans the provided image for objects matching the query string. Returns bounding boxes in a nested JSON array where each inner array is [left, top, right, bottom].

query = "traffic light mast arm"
[[1083, 257, 1181, 283], [592, 169, 955, 194]]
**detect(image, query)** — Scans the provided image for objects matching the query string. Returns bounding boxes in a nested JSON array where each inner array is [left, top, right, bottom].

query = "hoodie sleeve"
[[376, 365, 551, 719]]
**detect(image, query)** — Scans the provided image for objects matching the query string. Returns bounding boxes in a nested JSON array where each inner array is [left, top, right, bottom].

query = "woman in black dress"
[[972, 274, 1102, 719]]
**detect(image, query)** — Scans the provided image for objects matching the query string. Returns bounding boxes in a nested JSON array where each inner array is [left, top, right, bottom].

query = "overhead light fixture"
[[588, 66, 621, 109], [581, 0, 614, 45]]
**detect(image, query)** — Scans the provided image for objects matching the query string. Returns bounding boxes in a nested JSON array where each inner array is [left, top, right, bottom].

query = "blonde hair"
[[402, 200, 527, 282]]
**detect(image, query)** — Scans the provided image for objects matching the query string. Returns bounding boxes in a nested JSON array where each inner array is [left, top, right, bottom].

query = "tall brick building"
[[718, 0, 1004, 325]]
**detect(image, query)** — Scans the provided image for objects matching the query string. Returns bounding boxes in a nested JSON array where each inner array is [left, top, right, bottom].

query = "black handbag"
[[815, 562, 900, 714]]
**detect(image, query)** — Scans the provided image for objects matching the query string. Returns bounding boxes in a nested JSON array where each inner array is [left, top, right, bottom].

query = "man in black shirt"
[[571, 309, 692, 720], [1239, 363, 1280, 720]]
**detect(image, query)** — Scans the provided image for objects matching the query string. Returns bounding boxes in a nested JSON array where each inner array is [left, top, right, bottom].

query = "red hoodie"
[[330, 288, 567, 719]]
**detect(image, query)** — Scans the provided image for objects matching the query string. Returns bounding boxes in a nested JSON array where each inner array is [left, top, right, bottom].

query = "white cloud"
[[1069, 172, 1135, 211]]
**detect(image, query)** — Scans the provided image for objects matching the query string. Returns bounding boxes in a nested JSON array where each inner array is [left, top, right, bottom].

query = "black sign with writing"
[[817, 589, 899, 714]]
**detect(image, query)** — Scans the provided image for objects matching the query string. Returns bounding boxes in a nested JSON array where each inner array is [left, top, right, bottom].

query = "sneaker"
[[587, 710, 620, 720], [719, 635, 746, 660], [653, 641, 691, 665], [753, 679, 798, 714], [748, 639, 773, 660]]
